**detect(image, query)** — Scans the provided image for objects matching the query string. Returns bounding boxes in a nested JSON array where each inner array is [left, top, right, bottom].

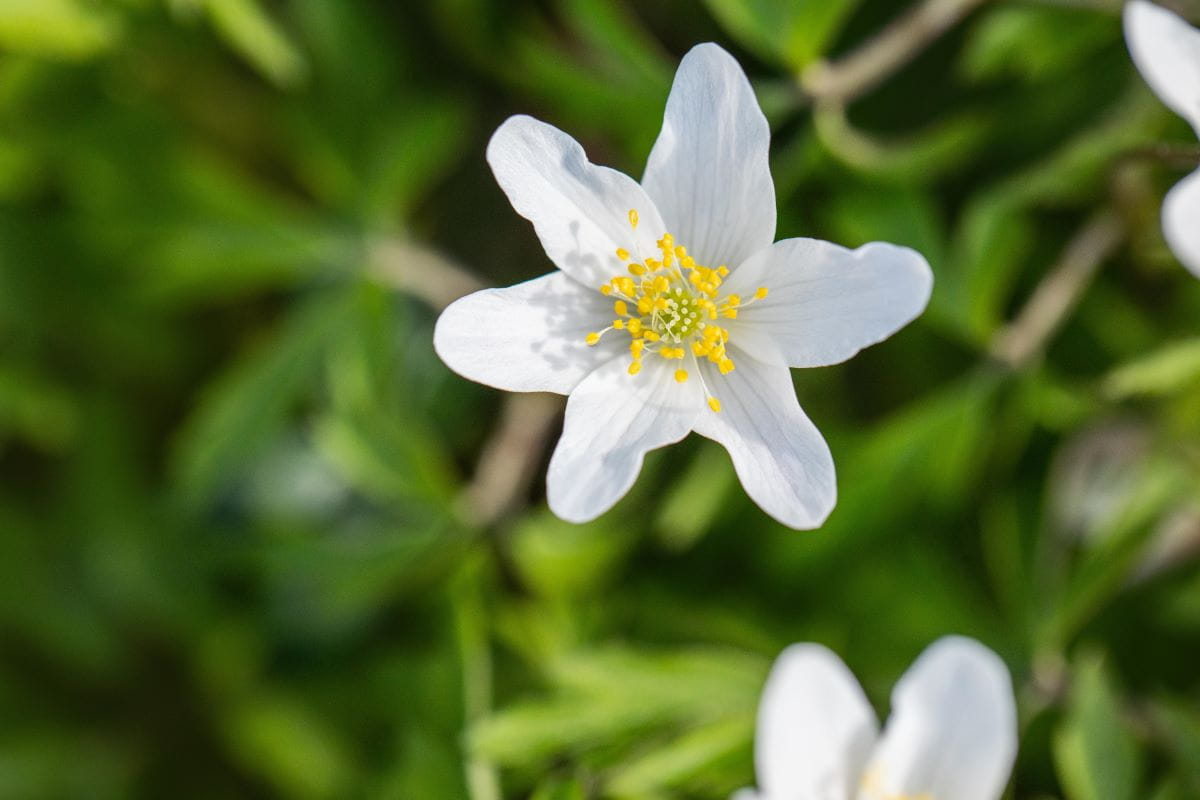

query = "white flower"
[[736, 636, 1018, 800], [1125, 1, 1200, 276], [434, 43, 933, 529]]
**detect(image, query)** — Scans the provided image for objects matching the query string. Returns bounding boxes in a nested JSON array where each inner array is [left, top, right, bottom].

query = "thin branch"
[[1116, 142, 1200, 171], [801, 0, 993, 105], [370, 237, 562, 527], [462, 392, 564, 528], [989, 210, 1125, 369], [367, 238, 485, 312]]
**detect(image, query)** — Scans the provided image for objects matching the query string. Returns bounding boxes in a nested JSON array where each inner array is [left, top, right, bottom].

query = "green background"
[[2, 0, 1199, 797]]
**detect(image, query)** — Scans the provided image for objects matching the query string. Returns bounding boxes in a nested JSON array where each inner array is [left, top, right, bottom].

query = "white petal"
[[729, 791, 760, 800], [1164, 168, 1200, 277], [642, 43, 776, 269], [546, 356, 701, 523], [693, 350, 836, 529], [433, 272, 619, 395], [487, 115, 667, 289], [722, 238, 933, 369], [755, 644, 879, 800], [1124, 1, 1200, 135], [858, 637, 1018, 800]]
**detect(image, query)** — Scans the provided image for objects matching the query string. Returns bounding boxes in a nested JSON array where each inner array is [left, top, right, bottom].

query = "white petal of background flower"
[[754, 644, 879, 800], [1163, 167, 1200, 277], [1124, 1, 1200, 135], [642, 43, 776, 270], [857, 636, 1018, 800], [487, 115, 668, 288], [724, 239, 934, 369], [434, 272, 620, 394], [546, 357, 701, 522], [693, 349, 837, 529]]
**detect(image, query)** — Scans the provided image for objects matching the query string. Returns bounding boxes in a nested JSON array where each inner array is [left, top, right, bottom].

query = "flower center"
[[585, 209, 768, 413]]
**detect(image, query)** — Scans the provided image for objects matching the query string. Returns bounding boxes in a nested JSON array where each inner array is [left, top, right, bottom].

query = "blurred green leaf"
[[0, 0, 119, 59], [961, 6, 1117, 84], [0, 364, 77, 452], [1103, 338, 1200, 399], [510, 511, 635, 598], [222, 695, 352, 799], [702, 0, 861, 69], [172, 293, 353, 507], [204, 0, 308, 88], [1054, 654, 1142, 800], [606, 714, 752, 798]]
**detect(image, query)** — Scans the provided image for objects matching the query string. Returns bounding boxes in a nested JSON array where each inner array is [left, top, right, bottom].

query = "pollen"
[[585, 210, 770, 412]]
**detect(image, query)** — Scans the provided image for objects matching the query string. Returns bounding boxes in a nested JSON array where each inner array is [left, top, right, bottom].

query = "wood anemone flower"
[[435, 43, 933, 529]]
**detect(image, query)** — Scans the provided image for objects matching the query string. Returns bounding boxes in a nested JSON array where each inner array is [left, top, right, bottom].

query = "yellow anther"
[[614, 300, 628, 316], [637, 297, 652, 314], [755, 287, 769, 299], [586, 332, 601, 346], [629, 262, 647, 276], [613, 319, 625, 329], [630, 340, 644, 357], [717, 265, 729, 277], [723, 309, 738, 319], [674, 369, 689, 383], [644, 258, 661, 271], [600, 285, 612, 296], [628, 318, 643, 334], [614, 277, 635, 295], [643, 331, 660, 342], [707, 396, 721, 413], [726, 295, 741, 307], [719, 358, 735, 374], [674, 246, 687, 258], [628, 360, 642, 375], [615, 248, 630, 261], [628, 209, 639, 228]]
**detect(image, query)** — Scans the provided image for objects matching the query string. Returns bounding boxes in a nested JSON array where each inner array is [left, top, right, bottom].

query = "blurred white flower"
[[735, 636, 1017, 800], [434, 43, 932, 529], [1125, 1, 1200, 275]]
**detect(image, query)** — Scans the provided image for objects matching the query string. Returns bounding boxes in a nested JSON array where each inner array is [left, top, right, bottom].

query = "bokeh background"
[[2, 0, 1200, 797]]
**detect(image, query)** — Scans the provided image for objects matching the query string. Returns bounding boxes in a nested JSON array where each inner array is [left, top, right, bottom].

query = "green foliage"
[[2, 0, 1200, 798]]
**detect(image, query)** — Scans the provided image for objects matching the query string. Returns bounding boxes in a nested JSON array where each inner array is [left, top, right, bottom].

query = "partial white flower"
[[736, 637, 1018, 800], [434, 43, 933, 529], [1125, 1, 1200, 275]]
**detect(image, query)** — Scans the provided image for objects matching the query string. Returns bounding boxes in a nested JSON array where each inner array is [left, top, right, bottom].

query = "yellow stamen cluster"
[[584, 210, 770, 412]]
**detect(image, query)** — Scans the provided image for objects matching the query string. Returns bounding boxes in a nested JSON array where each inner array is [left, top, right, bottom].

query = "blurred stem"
[[989, 210, 1125, 370], [801, 0, 993, 104], [454, 561, 502, 800], [368, 238, 485, 312], [463, 393, 564, 528], [370, 237, 562, 528], [1117, 143, 1200, 171]]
